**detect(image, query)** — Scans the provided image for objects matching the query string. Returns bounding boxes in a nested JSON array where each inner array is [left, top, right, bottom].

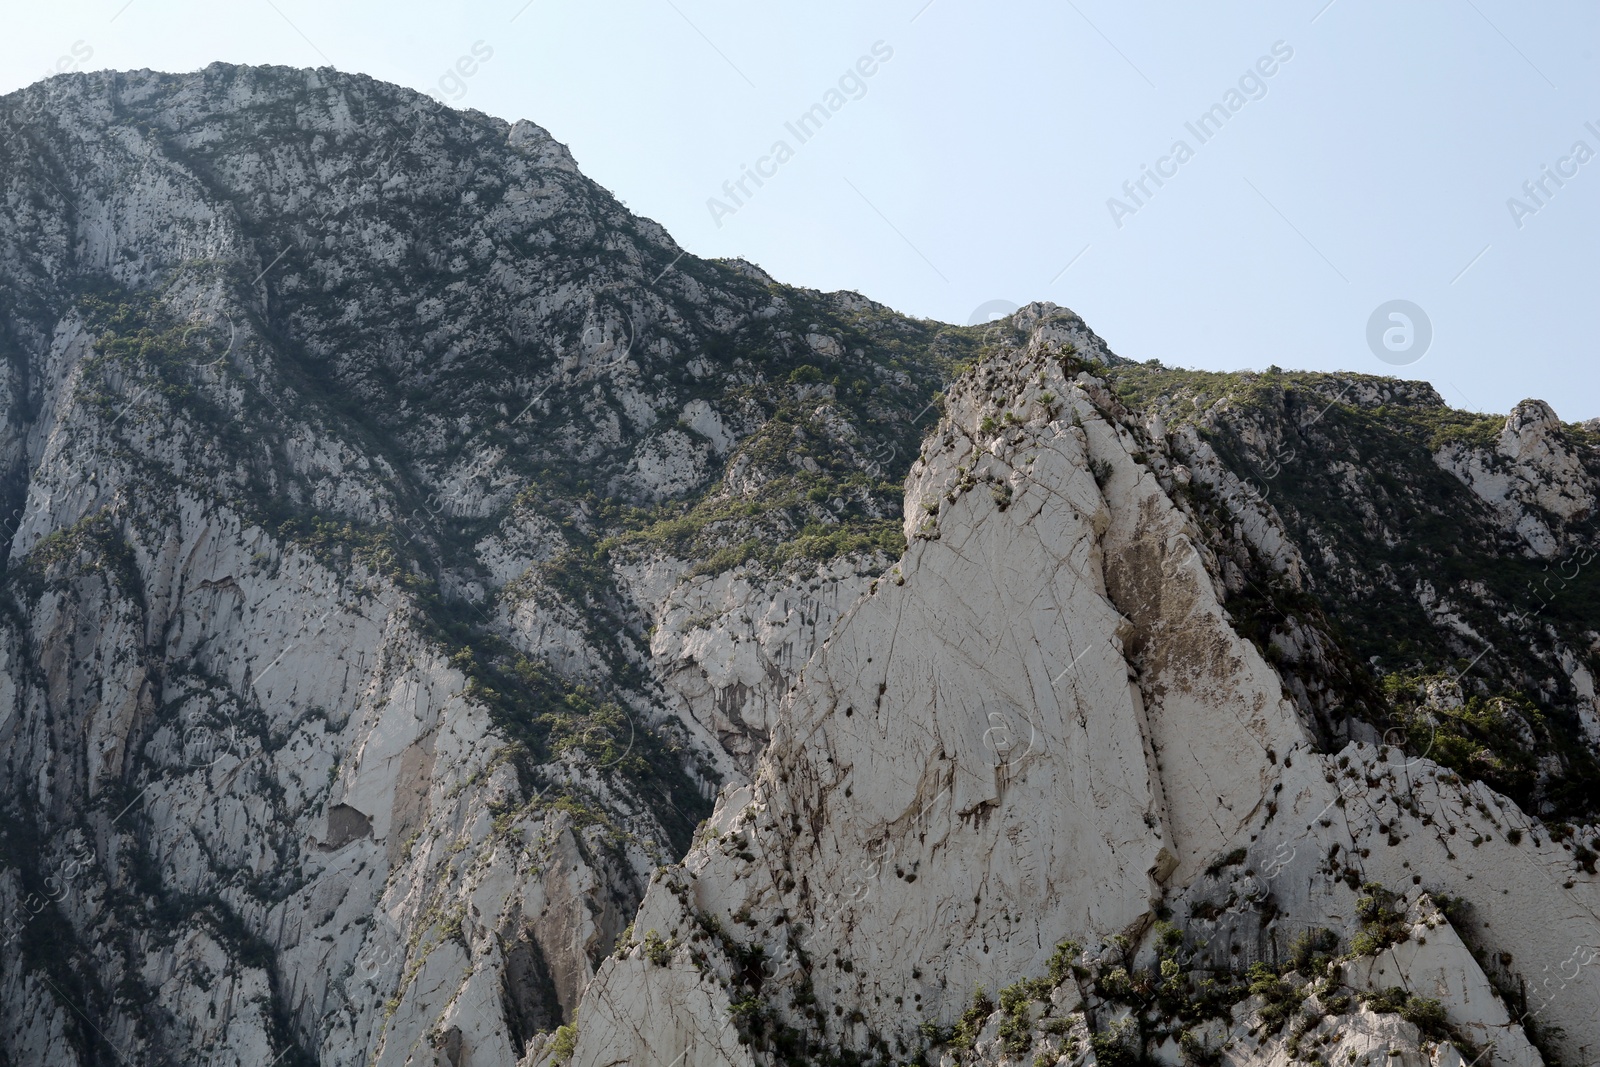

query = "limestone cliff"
[[0, 66, 1595, 1067], [568, 320, 1599, 1067]]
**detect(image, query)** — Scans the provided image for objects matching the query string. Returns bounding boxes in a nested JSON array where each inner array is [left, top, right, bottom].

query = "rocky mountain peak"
[[0, 65, 1595, 1067]]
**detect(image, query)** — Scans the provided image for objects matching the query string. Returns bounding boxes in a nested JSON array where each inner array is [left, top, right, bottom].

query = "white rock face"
[[0, 64, 966, 1066], [1435, 399, 1596, 557], [1345, 897, 1541, 1067], [626, 428, 714, 500], [571, 343, 1197, 1064], [0, 460, 666, 1065], [4, 69, 1598, 1067], [1252, 741, 1600, 1061], [564, 339, 1597, 1067], [682, 398, 737, 456], [0, 70, 732, 1062], [622, 556, 882, 769]]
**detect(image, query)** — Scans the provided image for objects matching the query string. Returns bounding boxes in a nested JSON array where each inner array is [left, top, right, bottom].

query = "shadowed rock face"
[[324, 804, 373, 850], [1, 65, 1596, 1067]]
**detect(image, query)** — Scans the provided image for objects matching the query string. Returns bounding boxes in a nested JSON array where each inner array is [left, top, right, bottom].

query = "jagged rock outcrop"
[[568, 336, 1599, 1067], [1434, 399, 1596, 558], [1, 65, 1596, 1067]]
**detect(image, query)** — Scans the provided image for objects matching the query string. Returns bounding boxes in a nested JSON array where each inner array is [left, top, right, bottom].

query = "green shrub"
[[1180, 1027, 1222, 1067], [1046, 939, 1082, 984], [1399, 996, 1450, 1039], [1288, 927, 1340, 978], [1361, 987, 1408, 1013], [548, 1024, 577, 1062], [998, 980, 1034, 1053], [1090, 1018, 1142, 1067], [947, 986, 995, 1051], [642, 929, 674, 966], [1351, 883, 1409, 956], [1247, 962, 1306, 1034], [1361, 989, 1452, 1041]]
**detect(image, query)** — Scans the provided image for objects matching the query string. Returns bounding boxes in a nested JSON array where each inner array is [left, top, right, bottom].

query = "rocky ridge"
[[566, 322, 1599, 1067], [0, 65, 1595, 1067]]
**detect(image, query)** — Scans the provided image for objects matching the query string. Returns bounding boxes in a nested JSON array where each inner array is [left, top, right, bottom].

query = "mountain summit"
[[0, 65, 1596, 1067]]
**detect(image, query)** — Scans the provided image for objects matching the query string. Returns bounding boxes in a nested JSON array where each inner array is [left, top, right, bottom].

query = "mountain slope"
[[0, 63, 975, 1066], [0, 66, 1594, 1067], [568, 324, 1598, 1067]]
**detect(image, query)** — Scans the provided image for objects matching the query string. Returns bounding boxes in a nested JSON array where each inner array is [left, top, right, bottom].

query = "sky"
[[3, 1, 1597, 420]]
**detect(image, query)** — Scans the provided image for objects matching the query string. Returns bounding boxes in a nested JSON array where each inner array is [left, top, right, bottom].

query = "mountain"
[[0, 64, 1595, 1067]]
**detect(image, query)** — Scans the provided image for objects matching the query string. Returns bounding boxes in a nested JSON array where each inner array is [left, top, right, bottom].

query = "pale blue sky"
[[4, 1, 1597, 419]]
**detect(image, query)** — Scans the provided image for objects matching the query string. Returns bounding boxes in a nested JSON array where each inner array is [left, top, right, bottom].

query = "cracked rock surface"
[[1, 66, 1597, 1067]]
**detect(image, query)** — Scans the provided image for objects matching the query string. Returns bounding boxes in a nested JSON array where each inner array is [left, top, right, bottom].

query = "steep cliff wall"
[[1, 66, 1595, 1067], [568, 325, 1598, 1067]]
